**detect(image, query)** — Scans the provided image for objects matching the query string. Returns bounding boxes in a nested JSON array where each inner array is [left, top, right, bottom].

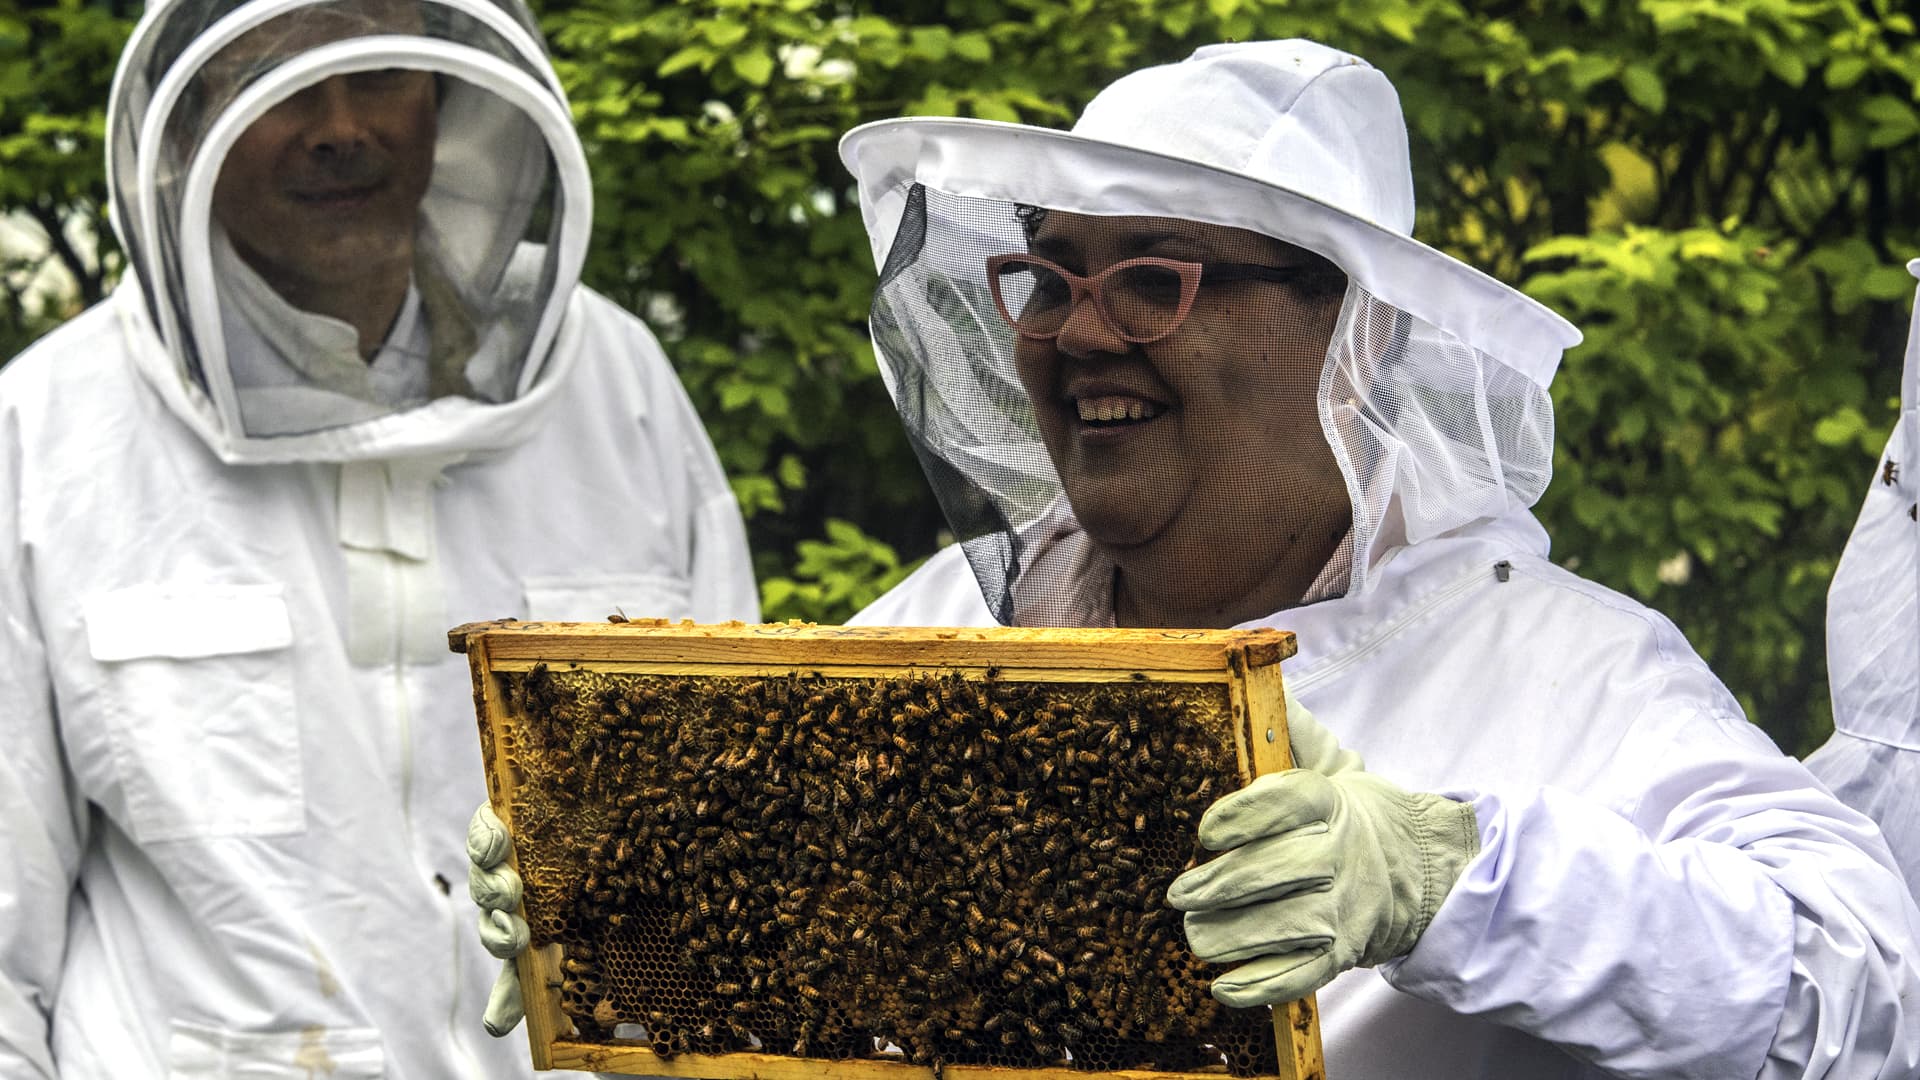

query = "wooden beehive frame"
[[451, 620, 1325, 1080]]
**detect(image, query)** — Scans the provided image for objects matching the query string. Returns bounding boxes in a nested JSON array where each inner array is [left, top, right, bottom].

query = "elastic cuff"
[[1410, 791, 1481, 939]]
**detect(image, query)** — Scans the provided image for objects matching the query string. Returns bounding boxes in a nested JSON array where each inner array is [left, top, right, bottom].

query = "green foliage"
[[4, 0, 1916, 755], [759, 517, 918, 625], [0, 0, 131, 359]]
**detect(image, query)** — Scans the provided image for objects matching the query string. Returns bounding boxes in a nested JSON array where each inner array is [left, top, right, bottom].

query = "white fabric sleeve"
[[689, 483, 757, 624], [614, 300, 758, 625], [1809, 407, 1919, 897], [664, 376, 756, 624], [1804, 732, 1920, 900], [0, 419, 80, 1078], [1382, 707, 1920, 1079]]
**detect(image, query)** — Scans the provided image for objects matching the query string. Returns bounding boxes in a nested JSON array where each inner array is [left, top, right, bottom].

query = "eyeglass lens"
[[993, 258, 1192, 342]]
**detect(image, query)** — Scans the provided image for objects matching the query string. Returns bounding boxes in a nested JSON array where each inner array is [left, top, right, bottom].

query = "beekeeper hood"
[[840, 40, 1582, 626], [105, 0, 590, 464]]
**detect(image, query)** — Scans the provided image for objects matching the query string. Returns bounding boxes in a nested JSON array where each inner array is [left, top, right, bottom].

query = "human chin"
[[297, 213, 413, 275], [1059, 465, 1182, 551]]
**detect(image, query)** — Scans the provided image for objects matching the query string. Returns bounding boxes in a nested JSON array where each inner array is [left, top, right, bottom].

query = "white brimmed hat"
[[840, 39, 1579, 387]]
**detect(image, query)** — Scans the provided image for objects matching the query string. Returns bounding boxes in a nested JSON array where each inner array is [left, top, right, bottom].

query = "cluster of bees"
[[501, 664, 1282, 1076]]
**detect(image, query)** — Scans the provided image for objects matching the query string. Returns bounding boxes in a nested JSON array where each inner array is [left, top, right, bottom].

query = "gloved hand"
[[468, 803, 531, 1037], [1166, 696, 1479, 1007]]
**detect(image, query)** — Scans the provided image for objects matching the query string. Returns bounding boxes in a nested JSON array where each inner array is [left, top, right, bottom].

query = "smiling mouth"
[[1073, 394, 1165, 427]]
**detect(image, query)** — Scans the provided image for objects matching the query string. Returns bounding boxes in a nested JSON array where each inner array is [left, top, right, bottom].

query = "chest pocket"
[[84, 583, 304, 843], [522, 572, 693, 623]]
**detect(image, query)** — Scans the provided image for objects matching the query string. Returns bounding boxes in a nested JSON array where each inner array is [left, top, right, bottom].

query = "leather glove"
[[468, 803, 531, 1037], [1166, 696, 1479, 1007]]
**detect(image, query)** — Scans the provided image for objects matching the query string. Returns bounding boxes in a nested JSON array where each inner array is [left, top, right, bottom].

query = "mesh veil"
[[870, 182, 1553, 627], [105, 0, 583, 450]]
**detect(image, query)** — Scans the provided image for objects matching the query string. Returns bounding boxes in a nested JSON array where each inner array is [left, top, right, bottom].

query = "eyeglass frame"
[[983, 253, 1324, 345]]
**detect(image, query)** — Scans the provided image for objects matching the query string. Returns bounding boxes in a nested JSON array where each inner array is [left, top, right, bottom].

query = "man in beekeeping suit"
[[0, 0, 756, 1074], [469, 38, 1920, 1076], [825, 40, 1920, 1077], [1806, 259, 1920, 898]]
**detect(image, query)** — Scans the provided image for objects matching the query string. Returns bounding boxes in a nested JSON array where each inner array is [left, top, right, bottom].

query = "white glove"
[[1166, 698, 1479, 1007], [468, 803, 531, 1037]]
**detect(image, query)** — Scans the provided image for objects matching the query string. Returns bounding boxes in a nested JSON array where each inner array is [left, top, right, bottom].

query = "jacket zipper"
[[1288, 561, 1495, 697]]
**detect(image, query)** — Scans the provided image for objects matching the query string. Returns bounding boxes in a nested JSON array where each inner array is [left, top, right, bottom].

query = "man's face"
[[210, 65, 437, 297], [1009, 211, 1352, 617]]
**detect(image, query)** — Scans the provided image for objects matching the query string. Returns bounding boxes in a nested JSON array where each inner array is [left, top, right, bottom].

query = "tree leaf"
[[731, 48, 774, 86], [1620, 63, 1667, 113]]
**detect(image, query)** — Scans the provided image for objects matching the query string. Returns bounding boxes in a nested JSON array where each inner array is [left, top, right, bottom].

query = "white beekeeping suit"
[[842, 40, 1920, 1078], [1806, 257, 1920, 898], [0, 0, 756, 1074]]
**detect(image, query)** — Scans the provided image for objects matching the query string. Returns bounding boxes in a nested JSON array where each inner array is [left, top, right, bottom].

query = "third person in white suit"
[[1806, 258, 1920, 897]]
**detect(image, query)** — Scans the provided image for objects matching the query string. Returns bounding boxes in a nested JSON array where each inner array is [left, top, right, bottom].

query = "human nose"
[[1052, 282, 1129, 358], [293, 76, 371, 157]]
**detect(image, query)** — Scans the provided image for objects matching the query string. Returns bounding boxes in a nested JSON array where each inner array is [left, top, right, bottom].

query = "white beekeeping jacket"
[[854, 513, 1920, 1078], [1807, 257, 1920, 898], [0, 0, 756, 1074]]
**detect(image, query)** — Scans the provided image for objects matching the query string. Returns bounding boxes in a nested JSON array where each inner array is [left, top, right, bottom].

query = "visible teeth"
[[1076, 396, 1160, 423]]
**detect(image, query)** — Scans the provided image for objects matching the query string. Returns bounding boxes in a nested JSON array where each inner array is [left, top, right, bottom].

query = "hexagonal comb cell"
[[452, 622, 1321, 1080]]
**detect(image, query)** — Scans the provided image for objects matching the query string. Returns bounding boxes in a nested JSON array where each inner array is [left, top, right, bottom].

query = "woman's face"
[[1008, 211, 1353, 626]]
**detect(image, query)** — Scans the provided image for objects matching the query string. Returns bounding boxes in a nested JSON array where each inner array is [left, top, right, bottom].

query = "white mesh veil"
[[104, 0, 590, 461], [843, 41, 1579, 628]]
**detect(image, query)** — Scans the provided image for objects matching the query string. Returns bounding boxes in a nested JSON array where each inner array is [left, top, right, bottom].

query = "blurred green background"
[[4, 0, 1917, 756]]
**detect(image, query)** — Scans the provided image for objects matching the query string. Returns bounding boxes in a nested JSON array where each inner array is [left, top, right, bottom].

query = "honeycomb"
[[496, 664, 1281, 1076]]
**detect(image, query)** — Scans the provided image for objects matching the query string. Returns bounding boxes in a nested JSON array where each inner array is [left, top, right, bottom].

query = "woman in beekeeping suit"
[[1807, 259, 1920, 897], [0, 0, 755, 1074], [836, 39, 1920, 1078]]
